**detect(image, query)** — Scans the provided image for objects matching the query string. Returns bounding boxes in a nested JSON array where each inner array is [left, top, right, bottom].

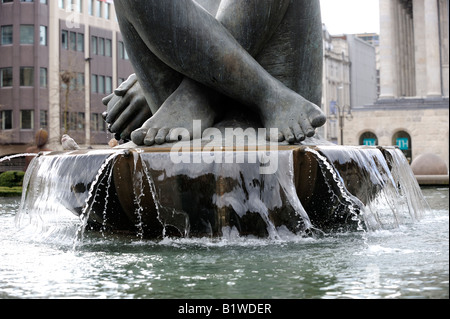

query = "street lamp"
[[329, 102, 353, 145]]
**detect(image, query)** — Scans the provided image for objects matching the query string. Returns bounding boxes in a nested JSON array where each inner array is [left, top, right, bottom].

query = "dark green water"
[[0, 187, 448, 299]]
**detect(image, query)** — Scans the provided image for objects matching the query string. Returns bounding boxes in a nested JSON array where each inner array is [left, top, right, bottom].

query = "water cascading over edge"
[[14, 145, 431, 241]]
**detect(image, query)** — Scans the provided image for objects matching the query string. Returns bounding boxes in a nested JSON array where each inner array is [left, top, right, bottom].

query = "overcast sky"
[[320, 0, 380, 35]]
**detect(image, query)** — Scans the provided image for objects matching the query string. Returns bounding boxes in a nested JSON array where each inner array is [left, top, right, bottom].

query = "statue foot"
[[131, 79, 216, 146], [261, 87, 326, 143]]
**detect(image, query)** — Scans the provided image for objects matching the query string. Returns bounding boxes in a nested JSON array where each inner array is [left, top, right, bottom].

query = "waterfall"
[[309, 146, 430, 231], [15, 145, 431, 242], [15, 150, 123, 244]]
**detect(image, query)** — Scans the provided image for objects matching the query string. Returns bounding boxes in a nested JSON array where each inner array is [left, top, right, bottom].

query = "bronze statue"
[[103, 0, 326, 146]]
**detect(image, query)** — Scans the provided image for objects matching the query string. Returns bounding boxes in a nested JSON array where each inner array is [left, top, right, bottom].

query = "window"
[[359, 132, 378, 146], [20, 25, 34, 45], [77, 33, 84, 52], [74, 0, 82, 13], [98, 37, 104, 55], [119, 41, 129, 60], [392, 131, 412, 163], [0, 110, 13, 130], [105, 76, 112, 94], [58, 0, 64, 9], [40, 0, 48, 4], [118, 41, 124, 59], [104, 2, 110, 19], [20, 67, 34, 86], [40, 110, 48, 129], [91, 113, 98, 131], [0, 68, 13, 87], [77, 112, 85, 130], [76, 72, 85, 90], [61, 30, 68, 49], [105, 39, 112, 57], [98, 114, 106, 131], [70, 112, 77, 131], [98, 75, 104, 94], [2, 0, 14, 3], [39, 26, 47, 46], [20, 110, 34, 130], [95, 0, 101, 17], [21, 0, 34, 2], [1, 25, 13, 45], [40, 67, 47, 88], [91, 74, 97, 93], [88, 0, 94, 15], [91, 36, 97, 55], [91, 112, 107, 132], [70, 31, 77, 50]]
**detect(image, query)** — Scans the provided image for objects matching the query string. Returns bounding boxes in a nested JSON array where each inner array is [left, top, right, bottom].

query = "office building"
[[0, 0, 133, 169]]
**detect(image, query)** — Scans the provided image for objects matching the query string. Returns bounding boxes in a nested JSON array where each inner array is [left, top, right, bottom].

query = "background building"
[[0, 0, 133, 171], [1, 0, 448, 175], [321, 26, 378, 145], [346, 0, 449, 171]]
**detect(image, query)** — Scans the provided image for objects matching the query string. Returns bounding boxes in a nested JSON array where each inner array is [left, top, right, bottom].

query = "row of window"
[[0, 109, 46, 130], [60, 30, 129, 59], [61, 112, 107, 132], [91, 36, 111, 57], [61, 30, 84, 52], [1, 0, 111, 20], [58, 0, 111, 20], [361, 131, 412, 161], [0, 67, 47, 87], [91, 74, 112, 94], [1, 0, 47, 3], [1, 25, 47, 45], [1, 25, 129, 61], [1, 67, 118, 94], [61, 71, 85, 91], [0, 109, 106, 132]]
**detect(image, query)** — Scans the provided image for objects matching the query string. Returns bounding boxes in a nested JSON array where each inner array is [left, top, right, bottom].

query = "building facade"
[[0, 0, 133, 161], [321, 26, 378, 145], [347, 0, 449, 170]]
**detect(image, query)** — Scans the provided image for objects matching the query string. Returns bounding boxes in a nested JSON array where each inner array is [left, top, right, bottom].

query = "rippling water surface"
[[0, 187, 448, 299]]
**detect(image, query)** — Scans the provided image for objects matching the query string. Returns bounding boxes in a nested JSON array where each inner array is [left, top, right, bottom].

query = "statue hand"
[[102, 74, 152, 141]]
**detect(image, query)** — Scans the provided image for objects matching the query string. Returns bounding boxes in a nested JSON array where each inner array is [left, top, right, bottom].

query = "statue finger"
[[114, 73, 137, 96], [110, 97, 151, 132], [119, 109, 152, 140], [105, 93, 133, 123], [105, 94, 122, 118], [102, 93, 114, 106]]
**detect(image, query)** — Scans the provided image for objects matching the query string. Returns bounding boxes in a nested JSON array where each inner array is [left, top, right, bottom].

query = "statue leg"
[[115, 11, 183, 114], [256, 0, 323, 107], [116, 0, 326, 144]]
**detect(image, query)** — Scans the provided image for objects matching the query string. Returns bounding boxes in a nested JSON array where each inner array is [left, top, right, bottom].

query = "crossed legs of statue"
[[106, 0, 326, 145]]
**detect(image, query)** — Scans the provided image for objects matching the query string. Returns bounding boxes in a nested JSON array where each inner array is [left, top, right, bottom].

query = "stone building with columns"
[[345, 0, 449, 172]]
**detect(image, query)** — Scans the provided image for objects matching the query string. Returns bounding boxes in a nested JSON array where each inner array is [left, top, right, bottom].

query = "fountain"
[[15, 139, 430, 240], [14, 0, 431, 240]]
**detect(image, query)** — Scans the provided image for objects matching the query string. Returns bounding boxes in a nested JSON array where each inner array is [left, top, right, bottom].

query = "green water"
[[0, 187, 448, 299]]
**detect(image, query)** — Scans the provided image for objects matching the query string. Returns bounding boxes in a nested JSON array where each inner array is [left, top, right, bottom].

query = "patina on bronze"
[[103, 0, 326, 146]]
